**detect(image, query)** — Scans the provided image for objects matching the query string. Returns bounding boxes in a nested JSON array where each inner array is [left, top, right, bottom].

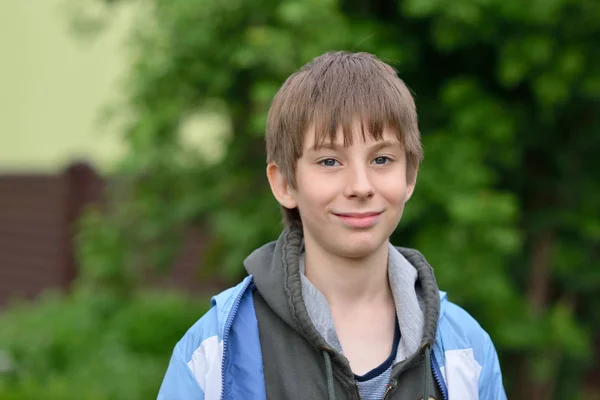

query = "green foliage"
[[0, 287, 209, 400], [65, 0, 600, 398]]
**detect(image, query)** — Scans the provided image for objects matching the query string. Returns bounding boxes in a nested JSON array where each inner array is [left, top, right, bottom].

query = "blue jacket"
[[158, 275, 507, 399]]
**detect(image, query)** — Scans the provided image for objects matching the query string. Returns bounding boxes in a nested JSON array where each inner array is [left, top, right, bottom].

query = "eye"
[[319, 158, 340, 167], [373, 156, 391, 165]]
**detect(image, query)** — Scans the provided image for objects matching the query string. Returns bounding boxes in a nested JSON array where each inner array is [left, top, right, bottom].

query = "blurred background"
[[0, 0, 599, 399]]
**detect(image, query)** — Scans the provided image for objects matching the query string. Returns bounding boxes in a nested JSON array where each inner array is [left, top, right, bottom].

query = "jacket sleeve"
[[157, 344, 205, 400], [478, 331, 507, 400]]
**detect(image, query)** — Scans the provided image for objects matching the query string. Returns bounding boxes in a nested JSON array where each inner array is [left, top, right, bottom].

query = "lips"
[[335, 212, 382, 218], [333, 211, 383, 228]]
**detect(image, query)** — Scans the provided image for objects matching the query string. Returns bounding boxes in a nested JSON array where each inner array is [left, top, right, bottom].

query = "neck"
[[303, 237, 392, 308]]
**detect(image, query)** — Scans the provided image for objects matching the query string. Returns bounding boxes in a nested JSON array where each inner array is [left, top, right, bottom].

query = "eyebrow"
[[370, 140, 401, 152], [308, 142, 342, 152], [307, 140, 400, 152]]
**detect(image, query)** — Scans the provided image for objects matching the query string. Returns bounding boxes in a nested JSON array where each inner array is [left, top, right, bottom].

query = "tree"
[[84, 0, 600, 397]]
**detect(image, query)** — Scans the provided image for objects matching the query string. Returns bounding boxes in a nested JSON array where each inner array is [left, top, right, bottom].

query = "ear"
[[266, 163, 297, 209], [404, 166, 418, 203]]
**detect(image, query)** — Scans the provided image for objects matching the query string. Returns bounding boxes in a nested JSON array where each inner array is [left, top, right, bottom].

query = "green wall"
[[0, 0, 134, 172]]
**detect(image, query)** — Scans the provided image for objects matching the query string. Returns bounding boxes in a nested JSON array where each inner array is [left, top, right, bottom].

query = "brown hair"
[[265, 51, 423, 228]]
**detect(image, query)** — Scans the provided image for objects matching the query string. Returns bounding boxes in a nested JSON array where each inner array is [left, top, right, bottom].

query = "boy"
[[158, 51, 506, 399]]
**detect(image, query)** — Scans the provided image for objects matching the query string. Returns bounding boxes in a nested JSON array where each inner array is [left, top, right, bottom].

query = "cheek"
[[297, 185, 333, 211], [293, 181, 330, 219], [297, 169, 339, 201], [378, 179, 409, 205]]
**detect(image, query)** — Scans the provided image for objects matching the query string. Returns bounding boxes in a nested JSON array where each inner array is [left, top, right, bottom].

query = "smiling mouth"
[[332, 211, 383, 228], [334, 212, 382, 218]]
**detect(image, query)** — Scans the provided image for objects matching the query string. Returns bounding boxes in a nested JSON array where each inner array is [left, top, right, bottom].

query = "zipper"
[[219, 277, 254, 400], [430, 349, 448, 400], [355, 381, 362, 400], [354, 377, 396, 400], [381, 381, 396, 400]]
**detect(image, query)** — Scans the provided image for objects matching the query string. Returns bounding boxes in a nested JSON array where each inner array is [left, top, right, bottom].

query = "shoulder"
[[175, 277, 253, 363], [437, 292, 507, 398], [436, 291, 498, 369], [158, 278, 254, 399]]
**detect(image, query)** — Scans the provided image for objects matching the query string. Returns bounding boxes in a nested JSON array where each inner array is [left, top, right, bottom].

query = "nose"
[[343, 164, 374, 199]]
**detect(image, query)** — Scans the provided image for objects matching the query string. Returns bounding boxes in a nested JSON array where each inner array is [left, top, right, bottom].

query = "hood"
[[243, 228, 326, 336]]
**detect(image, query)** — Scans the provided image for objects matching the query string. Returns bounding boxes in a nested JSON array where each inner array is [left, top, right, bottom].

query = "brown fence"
[[0, 162, 209, 308]]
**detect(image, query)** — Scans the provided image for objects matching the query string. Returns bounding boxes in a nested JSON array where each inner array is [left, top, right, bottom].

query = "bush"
[[0, 287, 209, 400]]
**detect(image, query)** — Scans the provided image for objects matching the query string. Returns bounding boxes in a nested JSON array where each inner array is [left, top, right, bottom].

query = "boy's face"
[[268, 122, 416, 259]]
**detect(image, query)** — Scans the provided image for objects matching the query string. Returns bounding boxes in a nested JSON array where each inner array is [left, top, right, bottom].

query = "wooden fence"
[[0, 162, 209, 308]]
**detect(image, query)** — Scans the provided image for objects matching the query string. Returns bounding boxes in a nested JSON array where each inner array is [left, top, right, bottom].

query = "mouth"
[[332, 211, 383, 228]]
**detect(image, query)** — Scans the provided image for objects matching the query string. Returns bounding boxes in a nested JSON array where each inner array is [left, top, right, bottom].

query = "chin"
[[333, 235, 387, 259]]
